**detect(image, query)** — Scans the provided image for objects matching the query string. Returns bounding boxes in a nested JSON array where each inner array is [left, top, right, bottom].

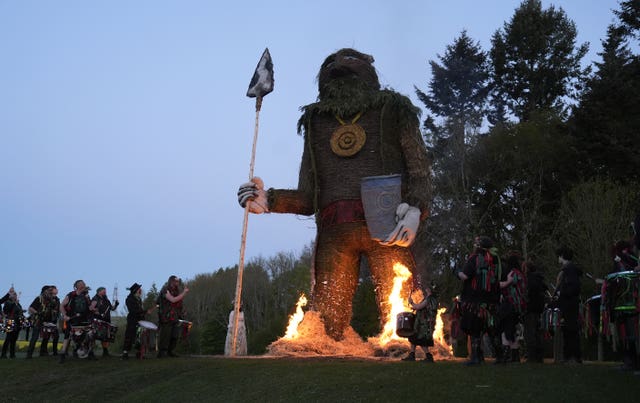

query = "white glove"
[[381, 203, 421, 247], [237, 177, 269, 214]]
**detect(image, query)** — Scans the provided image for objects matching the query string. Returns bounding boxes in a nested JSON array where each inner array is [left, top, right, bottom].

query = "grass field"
[[0, 353, 638, 402]]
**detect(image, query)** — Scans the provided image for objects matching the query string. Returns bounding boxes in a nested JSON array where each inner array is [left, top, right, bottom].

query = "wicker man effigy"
[[238, 48, 431, 340]]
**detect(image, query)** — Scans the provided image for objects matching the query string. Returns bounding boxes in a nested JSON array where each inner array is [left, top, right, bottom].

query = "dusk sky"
[[1, 0, 621, 306]]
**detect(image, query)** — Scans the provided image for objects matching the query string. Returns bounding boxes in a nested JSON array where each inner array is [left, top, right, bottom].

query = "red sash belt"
[[319, 200, 365, 229]]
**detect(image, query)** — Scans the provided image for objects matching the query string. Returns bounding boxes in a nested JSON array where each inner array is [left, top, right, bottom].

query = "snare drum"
[[92, 318, 118, 342], [178, 319, 193, 339], [70, 324, 93, 359], [138, 320, 158, 331], [584, 295, 601, 335], [604, 271, 640, 312], [21, 318, 32, 330], [40, 322, 58, 337], [396, 312, 416, 338], [135, 320, 158, 358], [3, 319, 16, 333], [542, 307, 561, 334]]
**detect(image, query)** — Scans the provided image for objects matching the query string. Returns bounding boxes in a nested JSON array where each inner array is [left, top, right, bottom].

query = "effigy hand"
[[237, 177, 269, 214], [381, 203, 420, 247]]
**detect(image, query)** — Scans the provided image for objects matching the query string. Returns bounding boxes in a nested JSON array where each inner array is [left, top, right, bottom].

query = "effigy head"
[[317, 48, 380, 101]]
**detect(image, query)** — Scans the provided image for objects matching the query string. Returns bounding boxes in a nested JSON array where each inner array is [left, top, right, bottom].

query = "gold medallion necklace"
[[330, 112, 366, 157]]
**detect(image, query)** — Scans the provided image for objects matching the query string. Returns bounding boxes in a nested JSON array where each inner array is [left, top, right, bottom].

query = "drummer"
[[90, 287, 119, 357], [1, 289, 24, 359], [401, 282, 438, 362], [157, 275, 189, 358], [59, 280, 96, 363], [611, 240, 639, 273], [26, 285, 52, 358], [121, 283, 154, 360], [608, 240, 640, 370]]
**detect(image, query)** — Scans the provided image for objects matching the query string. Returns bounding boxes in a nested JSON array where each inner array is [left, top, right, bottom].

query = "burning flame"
[[378, 262, 412, 345], [434, 307, 453, 355], [283, 294, 308, 339]]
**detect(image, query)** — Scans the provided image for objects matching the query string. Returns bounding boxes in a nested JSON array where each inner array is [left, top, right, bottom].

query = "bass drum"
[[396, 312, 416, 338]]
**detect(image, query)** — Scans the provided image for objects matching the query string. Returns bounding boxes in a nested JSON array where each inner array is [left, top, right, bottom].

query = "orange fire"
[[273, 262, 452, 359], [434, 307, 453, 356], [378, 262, 413, 345], [283, 293, 307, 339]]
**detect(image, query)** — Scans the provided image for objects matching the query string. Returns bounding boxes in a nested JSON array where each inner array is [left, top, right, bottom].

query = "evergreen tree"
[[414, 30, 490, 279], [489, 0, 589, 122], [571, 4, 640, 181]]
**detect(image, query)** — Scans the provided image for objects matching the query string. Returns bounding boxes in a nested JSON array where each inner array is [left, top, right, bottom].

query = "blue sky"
[[0, 0, 620, 305]]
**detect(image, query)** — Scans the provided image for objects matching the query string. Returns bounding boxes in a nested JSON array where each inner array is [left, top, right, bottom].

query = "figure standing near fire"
[[402, 284, 437, 362], [455, 236, 502, 366], [238, 48, 431, 340]]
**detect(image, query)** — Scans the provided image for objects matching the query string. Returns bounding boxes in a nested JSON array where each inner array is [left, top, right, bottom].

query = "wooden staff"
[[231, 48, 274, 356]]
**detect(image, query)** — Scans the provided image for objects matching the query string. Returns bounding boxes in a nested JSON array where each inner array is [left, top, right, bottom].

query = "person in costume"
[[26, 285, 53, 358], [47, 285, 61, 355], [59, 280, 97, 363], [121, 283, 154, 360], [455, 236, 502, 365], [0, 290, 23, 359], [603, 240, 639, 370], [495, 251, 524, 363], [523, 255, 548, 363], [402, 284, 438, 362], [90, 287, 119, 357], [157, 275, 189, 358], [555, 247, 582, 364], [238, 48, 431, 340]]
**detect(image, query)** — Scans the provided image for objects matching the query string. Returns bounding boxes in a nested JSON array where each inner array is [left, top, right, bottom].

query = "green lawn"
[[0, 355, 638, 402]]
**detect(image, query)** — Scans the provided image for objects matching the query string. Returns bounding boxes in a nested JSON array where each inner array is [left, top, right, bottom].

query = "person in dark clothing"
[[59, 280, 97, 363], [157, 275, 189, 358], [402, 284, 438, 362], [555, 247, 582, 364], [90, 287, 119, 357], [495, 251, 523, 364], [26, 286, 52, 358], [46, 286, 61, 355], [523, 255, 548, 363], [456, 236, 502, 366], [121, 283, 153, 360], [611, 240, 639, 273], [606, 240, 640, 370], [1, 290, 24, 359]]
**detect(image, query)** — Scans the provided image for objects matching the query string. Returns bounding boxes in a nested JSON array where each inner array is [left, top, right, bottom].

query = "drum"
[[584, 295, 601, 335], [3, 319, 16, 333], [138, 320, 158, 331], [21, 318, 32, 330], [604, 271, 640, 312], [136, 320, 158, 358], [92, 318, 118, 342], [542, 307, 561, 334], [178, 319, 193, 339], [396, 312, 416, 338], [70, 324, 94, 359], [40, 322, 58, 337]]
